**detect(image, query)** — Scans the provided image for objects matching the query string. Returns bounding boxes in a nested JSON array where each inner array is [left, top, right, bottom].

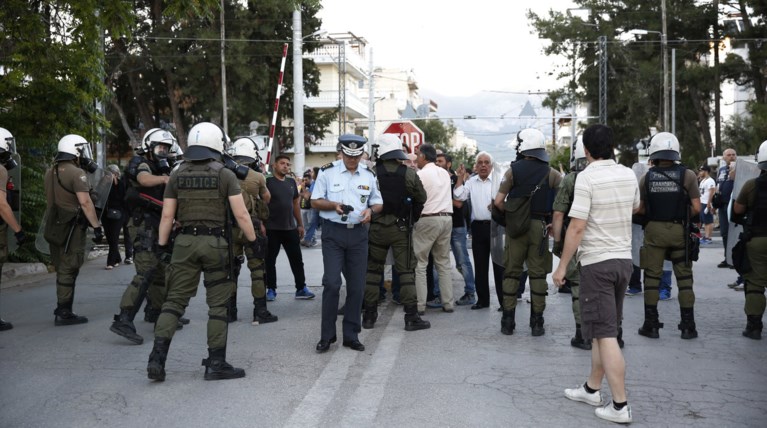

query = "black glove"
[[552, 240, 563, 258], [156, 244, 172, 264], [14, 230, 26, 246], [92, 226, 104, 244], [247, 236, 267, 259]]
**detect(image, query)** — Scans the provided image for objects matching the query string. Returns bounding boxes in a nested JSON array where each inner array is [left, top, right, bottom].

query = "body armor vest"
[[376, 162, 408, 218], [645, 164, 688, 222], [751, 174, 767, 234], [508, 159, 551, 215], [175, 161, 226, 227]]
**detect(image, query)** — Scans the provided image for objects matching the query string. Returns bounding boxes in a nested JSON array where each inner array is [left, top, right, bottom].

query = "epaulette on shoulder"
[[320, 162, 334, 171]]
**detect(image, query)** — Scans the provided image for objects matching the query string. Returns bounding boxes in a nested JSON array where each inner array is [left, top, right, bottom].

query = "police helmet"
[[229, 137, 259, 164], [0, 127, 14, 153], [571, 136, 587, 171], [338, 134, 366, 157], [758, 140, 767, 171], [517, 128, 549, 162], [185, 122, 226, 161], [142, 128, 176, 160], [648, 132, 681, 161], [56, 134, 92, 162], [376, 134, 407, 161]]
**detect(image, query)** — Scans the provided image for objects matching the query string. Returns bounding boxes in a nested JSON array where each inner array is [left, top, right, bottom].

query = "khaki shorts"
[[579, 259, 632, 341]]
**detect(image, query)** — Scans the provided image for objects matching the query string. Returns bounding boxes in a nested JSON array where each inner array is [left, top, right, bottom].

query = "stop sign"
[[382, 121, 424, 154]]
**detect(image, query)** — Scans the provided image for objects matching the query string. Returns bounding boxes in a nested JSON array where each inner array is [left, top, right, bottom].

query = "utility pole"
[[662, 0, 669, 131], [292, 9, 305, 176], [598, 35, 607, 125], [713, 0, 721, 154], [220, 0, 228, 135], [367, 48, 375, 154]]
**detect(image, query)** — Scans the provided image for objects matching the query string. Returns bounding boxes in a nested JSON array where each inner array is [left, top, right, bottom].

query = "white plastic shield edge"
[[726, 157, 760, 265], [490, 161, 506, 265]]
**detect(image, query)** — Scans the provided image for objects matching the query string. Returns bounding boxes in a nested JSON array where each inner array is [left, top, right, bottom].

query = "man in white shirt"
[[453, 151, 504, 310], [698, 165, 716, 243], [414, 144, 454, 313]]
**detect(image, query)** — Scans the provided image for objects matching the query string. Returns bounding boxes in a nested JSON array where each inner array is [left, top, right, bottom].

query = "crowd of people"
[[0, 122, 765, 425]]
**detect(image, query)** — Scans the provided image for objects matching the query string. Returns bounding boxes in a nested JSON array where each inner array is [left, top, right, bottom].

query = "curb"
[[1, 249, 107, 289]]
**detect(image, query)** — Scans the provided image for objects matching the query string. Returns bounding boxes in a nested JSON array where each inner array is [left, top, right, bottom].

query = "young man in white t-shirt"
[[698, 165, 716, 243]]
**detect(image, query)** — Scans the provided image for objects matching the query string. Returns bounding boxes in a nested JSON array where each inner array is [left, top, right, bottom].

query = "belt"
[[421, 212, 452, 217], [530, 214, 549, 221], [179, 226, 224, 237], [472, 220, 491, 225], [329, 221, 366, 230]]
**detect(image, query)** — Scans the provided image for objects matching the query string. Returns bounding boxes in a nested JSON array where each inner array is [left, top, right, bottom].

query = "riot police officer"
[[493, 128, 561, 336], [110, 128, 178, 344], [732, 140, 767, 340], [551, 137, 591, 349], [362, 134, 430, 331], [147, 122, 259, 381], [637, 132, 701, 339], [0, 128, 25, 331], [44, 134, 103, 326], [225, 137, 276, 325]]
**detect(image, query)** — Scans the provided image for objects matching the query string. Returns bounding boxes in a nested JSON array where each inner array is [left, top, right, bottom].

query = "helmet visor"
[[77, 141, 94, 160]]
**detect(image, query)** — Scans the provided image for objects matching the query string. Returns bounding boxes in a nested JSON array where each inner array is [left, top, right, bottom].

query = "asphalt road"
[[0, 236, 765, 427]]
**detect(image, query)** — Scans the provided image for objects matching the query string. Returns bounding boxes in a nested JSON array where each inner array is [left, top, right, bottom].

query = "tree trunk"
[[164, 70, 187, 148], [689, 86, 713, 155], [739, 0, 766, 104]]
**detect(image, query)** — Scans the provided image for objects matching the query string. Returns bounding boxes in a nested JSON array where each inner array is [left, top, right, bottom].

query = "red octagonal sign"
[[382, 121, 424, 154]]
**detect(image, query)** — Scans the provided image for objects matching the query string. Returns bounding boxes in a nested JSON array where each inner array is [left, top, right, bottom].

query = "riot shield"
[[725, 158, 760, 265], [6, 153, 21, 253], [35, 210, 50, 255], [490, 161, 507, 265], [89, 168, 114, 222]]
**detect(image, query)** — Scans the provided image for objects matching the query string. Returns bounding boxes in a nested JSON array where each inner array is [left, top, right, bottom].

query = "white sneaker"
[[564, 384, 602, 406], [595, 402, 632, 424]]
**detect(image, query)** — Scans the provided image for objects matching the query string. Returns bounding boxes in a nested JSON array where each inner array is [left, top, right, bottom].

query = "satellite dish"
[[249, 121, 260, 133]]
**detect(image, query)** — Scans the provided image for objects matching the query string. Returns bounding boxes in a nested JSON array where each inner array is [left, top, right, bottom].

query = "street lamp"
[[630, 28, 669, 131]]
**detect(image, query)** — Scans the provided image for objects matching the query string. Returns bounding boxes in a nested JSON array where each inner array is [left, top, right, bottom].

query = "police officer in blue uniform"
[[311, 135, 383, 353]]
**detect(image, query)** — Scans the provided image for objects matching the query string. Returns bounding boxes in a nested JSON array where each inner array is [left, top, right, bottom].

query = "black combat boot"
[[253, 298, 278, 324], [638, 305, 663, 338], [0, 317, 12, 331], [202, 348, 246, 380], [501, 309, 516, 335], [54, 303, 88, 326], [678, 307, 698, 339], [110, 309, 144, 344], [570, 324, 591, 350], [530, 312, 545, 337], [742, 315, 763, 340], [147, 337, 171, 381], [362, 303, 378, 329], [404, 305, 430, 331], [226, 294, 238, 323]]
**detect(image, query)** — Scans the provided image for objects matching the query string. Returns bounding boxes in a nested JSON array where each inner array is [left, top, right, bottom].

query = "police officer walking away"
[[44, 134, 103, 326], [494, 128, 561, 336], [312, 135, 383, 353], [0, 128, 25, 331], [146, 122, 259, 381], [226, 137, 276, 325], [551, 137, 591, 350], [362, 134, 429, 331], [110, 128, 177, 344], [637, 132, 701, 339], [732, 140, 767, 340]]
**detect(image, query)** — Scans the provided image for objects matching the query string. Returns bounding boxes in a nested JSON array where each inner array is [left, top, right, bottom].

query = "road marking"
[[339, 314, 404, 425], [284, 346, 358, 428]]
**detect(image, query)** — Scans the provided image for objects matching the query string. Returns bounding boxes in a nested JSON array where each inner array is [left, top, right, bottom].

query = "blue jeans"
[[433, 227, 476, 296], [304, 209, 320, 242], [660, 270, 672, 292]]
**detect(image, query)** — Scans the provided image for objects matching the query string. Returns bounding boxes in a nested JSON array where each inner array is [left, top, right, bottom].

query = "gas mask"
[[223, 154, 249, 180]]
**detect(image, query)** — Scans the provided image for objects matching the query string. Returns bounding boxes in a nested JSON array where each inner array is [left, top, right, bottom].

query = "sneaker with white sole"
[[564, 384, 602, 406], [595, 402, 632, 424]]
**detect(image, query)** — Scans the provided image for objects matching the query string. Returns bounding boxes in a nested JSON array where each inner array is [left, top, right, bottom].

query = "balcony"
[[305, 90, 369, 119], [309, 134, 343, 153], [308, 45, 368, 80]]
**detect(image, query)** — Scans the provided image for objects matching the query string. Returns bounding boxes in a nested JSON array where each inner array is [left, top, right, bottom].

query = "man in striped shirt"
[[553, 124, 639, 424]]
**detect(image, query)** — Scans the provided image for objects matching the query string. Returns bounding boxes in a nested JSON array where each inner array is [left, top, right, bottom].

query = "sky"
[[317, 0, 578, 163]]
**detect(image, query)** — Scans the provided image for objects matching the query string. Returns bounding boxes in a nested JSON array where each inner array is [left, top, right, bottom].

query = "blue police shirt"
[[311, 160, 382, 224]]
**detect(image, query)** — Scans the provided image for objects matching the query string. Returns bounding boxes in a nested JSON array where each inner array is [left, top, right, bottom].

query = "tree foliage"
[[528, 0, 721, 166]]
